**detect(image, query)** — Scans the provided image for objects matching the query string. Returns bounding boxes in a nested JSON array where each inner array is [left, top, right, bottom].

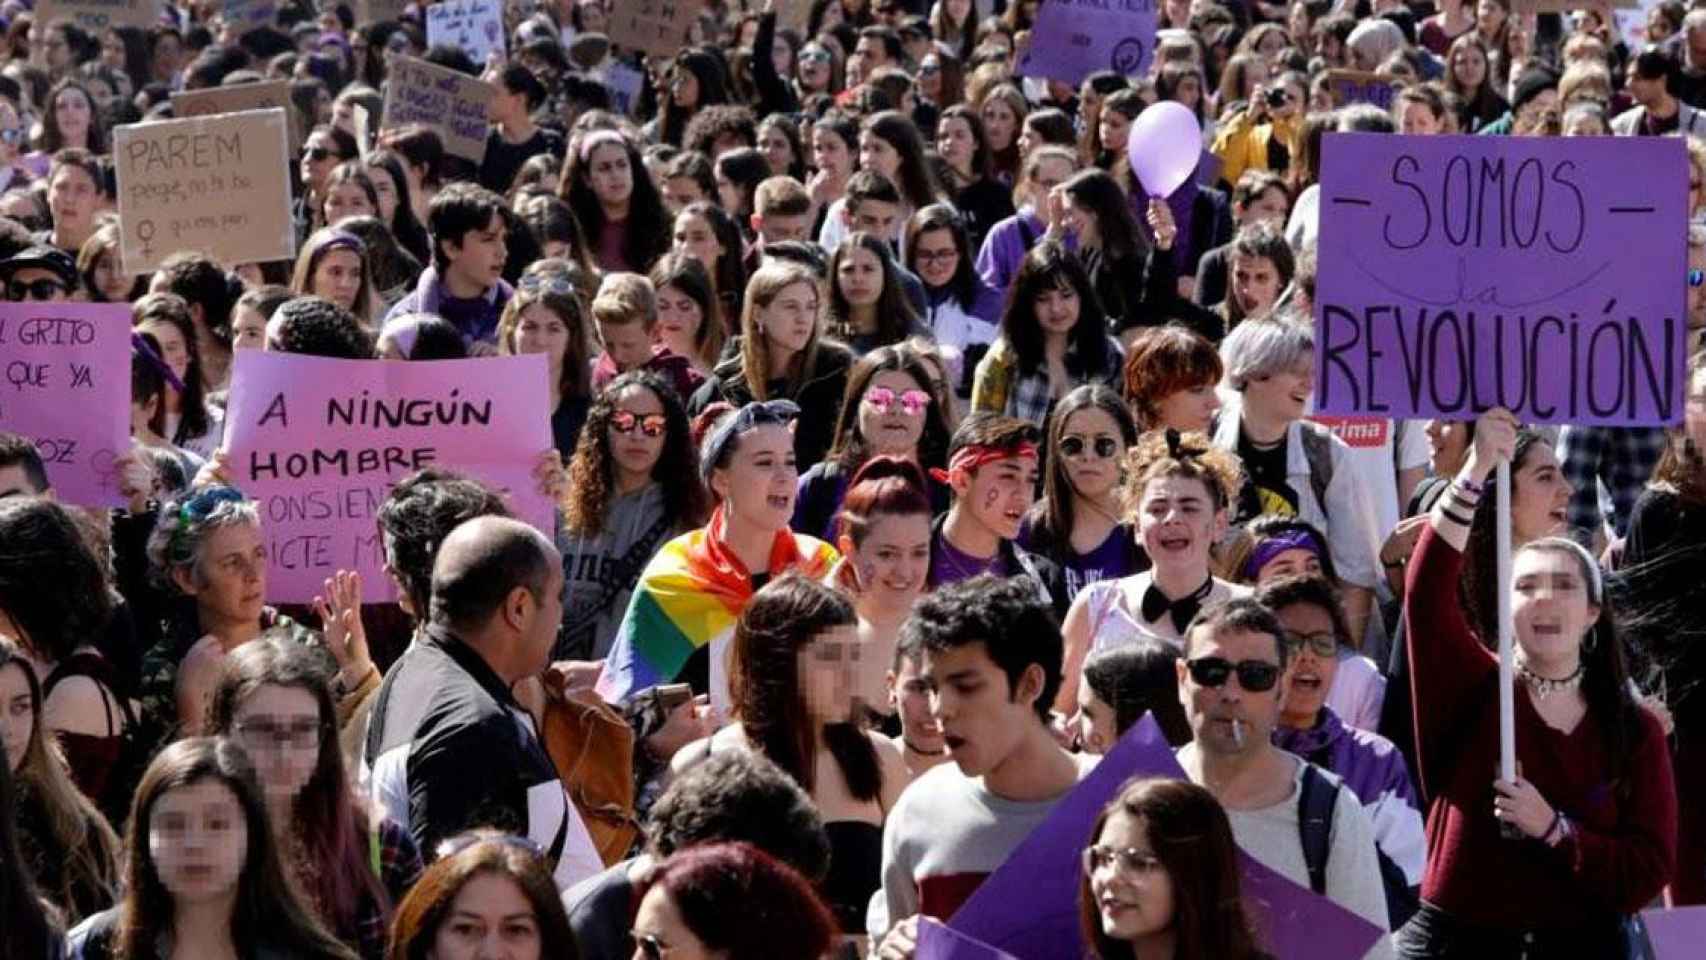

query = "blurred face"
[[311, 248, 363, 311], [654, 284, 704, 359], [857, 369, 930, 455], [759, 125, 795, 175], [981, 99, 1018, 151], [0, 662, 31, 773], [1512, 547, 1598, 666], [301, 133, 341, 195], [759, 280, 818, 356], [49, 165, 99, 233], [1099, 109, 1132, 154], [1150, 380, 1221, 434], [1177, 626, 1286, 756], [1230, 253, 1282, 317], [231, 683, 322, 804], [672, 212, 725, 270], [1510, 442, 1571, 542], [1087, 811, 1175, 941], [670, 67, 700, 108], [596, 317, 651, 372], [606, 384, 667, 481], [911, 227, 959, 289], [663, 176, 706, 214], [798, 44, 832, 90], [137, 319, 190, 383], [102, 30, 126, 70], [812, 126, 853, 180], [587, 143, 634, 208], [53, 88, 91, 143], [1239, 186, 1287, 227], [858, 131, 902, 180], [849, 511, 932, 607], [757, 212, 810, 245], [516, 304, 572, 373], [368, 166, 400, 224], [1075, 682, 1119, 755], [1451, 44, 1488, 89], [800, 622, 858, 724], [923, 641, 1038, 776], [714, 167, 744, 215], [712, 423, 798, 532], [957, 453, 1039, 541], [1423, 418, 1471, 476], [148, 778, 249, 904], [430, 872, 543, 960], [837, 244, 883, 308], [853, 36, 889, 74], [1138, 475, 1222, 575], [1033, 282, 1081, 337], [445, 213, 507, 289], [184, 522, 268, 626], [631, 888, 714, 960], [324, 181, 375, 225], [850, 199, 902, 244], [1059, 407, 1125, 502], [1477, 0, 1506, 35], [937, 116, 976, 175], [889, 653, 942, 751], [1274, 602, 1339, 728], [1029, 156, 1075, 208], [92, 249, 131, 301], [1241, 358, 1313, 424], [231, 305, 268, 351]]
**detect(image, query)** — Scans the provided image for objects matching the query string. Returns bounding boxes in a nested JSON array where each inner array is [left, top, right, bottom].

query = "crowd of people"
[[1, 0, 1705, 957]]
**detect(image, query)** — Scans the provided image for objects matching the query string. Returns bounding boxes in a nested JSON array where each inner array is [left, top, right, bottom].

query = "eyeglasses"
[[610, 410, 668, 437], [1690, 268, 1704, 288], [913, 248, 958, 265], [633, 933, 672, 958], [1060, 435, 1119, 459], [435, 832, 546, 862], [800, 49, 832, 65], [1081, 844, 1166, 877], [1185, 656, 1281, 692], [5, 278, 65, 301], [234, 716, 324, 752], [863, 386, 932, 416], [919, 61, 941, 76], [304, 146, 332, 161], [1283, 630, 1339, 658]]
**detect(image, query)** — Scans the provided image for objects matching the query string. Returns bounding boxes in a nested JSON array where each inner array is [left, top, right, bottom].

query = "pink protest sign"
[[1316, 133, 1689, 426], [224, 351, 554, 603], [0, 303, 132, 506]]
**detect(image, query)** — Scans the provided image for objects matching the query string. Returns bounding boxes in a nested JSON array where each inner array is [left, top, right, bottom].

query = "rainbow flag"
[[595, 510, 838, 704]]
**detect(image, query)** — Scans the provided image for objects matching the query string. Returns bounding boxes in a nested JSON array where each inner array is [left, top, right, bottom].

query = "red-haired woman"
[[632, 841, 839, 959]]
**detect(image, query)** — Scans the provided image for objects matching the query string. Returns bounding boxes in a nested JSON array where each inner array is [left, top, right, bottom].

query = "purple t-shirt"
[[929, 529, 1011, 587]]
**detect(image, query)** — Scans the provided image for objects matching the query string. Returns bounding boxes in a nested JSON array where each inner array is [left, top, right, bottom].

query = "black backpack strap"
[[1296, 763, 1337, 896]]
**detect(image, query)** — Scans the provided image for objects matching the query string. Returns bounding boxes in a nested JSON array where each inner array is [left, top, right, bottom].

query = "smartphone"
[[655, 683, 693, 713]]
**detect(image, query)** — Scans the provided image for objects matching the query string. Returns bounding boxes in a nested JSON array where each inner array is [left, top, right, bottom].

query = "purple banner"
[[917, 919, 1018, 960], [0, 303, 131, 506], [1316, 133, 1689, 426], [1018, 0, 1157, 87], [1638, 906, 1706, 958], [224, 352, 555, 603]]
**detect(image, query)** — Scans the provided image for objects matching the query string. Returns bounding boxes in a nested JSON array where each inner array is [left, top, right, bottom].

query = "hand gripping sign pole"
[[1496, 459, 1520, 840]]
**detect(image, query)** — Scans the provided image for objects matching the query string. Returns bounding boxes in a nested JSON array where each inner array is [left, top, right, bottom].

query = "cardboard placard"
[[1018, 0, 1158, 86], [606, 63, 646, 117], [354, 0, 410, 26], [1316, 133, 1689, 426], [36, 0, 161, 32], [171, 80, 304, 151], [223, 352, 555, 603], [223, 0, 278, 35], [426, 0, 506, 67], [1326, 69, 1395, 111], [114, 108, 296, 276], [0, 304, 133, 507], [607, 0, 698, 57], [380, 55, 496, 165], [778, 2, 811, 36]]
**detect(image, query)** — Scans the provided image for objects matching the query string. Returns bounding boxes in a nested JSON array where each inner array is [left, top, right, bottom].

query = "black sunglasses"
[[1060, 435, 1119, 459], [304, 146, 333, 161], [1185, 656, 1281, 692], [5, 278, 66, 301], [632, 932, 670, 958]]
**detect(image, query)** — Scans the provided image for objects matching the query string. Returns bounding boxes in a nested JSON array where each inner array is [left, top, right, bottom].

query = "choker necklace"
[[903, 739, 947, 758], [1517, 659, 1585, 699]]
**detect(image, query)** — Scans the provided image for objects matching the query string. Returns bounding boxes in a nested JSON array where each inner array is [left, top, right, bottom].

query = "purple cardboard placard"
[[1316, 133, 1689, 426], [950, 715, 1383, 960], [1638, 906, 1706, 958], [0, 303, 132, 507], [917, 918, 1019, 960], [1019, 0, 1158, 87], [223, 352, 555, 603]]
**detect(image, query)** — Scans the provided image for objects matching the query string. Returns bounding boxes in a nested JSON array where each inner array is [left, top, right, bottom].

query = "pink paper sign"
[[223, 351, 555, 603], [0, 303, 132, 506]]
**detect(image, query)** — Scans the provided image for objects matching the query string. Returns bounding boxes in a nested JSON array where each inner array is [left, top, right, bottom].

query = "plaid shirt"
[[1556, 424, 1669, 539], [970, 335, 1125, 427]]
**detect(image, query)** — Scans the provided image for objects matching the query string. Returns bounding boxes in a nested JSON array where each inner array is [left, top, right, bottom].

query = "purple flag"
[[917, 918, 1019, 960], [1018, 0, 1157, 86], [1638, 906, 1706, 958], [1316, 133, 1688, 426]]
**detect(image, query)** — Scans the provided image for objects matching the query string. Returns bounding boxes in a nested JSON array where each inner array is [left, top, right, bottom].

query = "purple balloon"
[[1126, 101, 1203, 198]]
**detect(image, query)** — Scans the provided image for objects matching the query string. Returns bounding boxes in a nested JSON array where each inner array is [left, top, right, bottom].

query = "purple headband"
[[1242, 528, 1325, 581], [578, 129, 626, 163], [321, 230, 365, 254], [131, 331, 187, 394]]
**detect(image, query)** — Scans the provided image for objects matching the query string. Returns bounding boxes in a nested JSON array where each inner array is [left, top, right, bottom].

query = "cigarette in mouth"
[[1230, 718, 1245, 747]]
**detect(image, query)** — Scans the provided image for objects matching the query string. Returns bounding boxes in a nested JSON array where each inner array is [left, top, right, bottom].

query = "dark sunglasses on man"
[[1185, 656, 1281, 692], [5, 278, 66, 301]]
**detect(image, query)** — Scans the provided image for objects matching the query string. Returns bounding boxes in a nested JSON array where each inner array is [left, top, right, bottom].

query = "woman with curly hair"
[[558, 371, 710, 662]]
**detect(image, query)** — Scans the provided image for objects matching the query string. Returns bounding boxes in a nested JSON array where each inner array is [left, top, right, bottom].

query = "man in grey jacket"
[[1612, 47, 1706, 137]]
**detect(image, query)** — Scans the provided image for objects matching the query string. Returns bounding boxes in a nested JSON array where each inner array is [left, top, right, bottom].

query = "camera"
[[1265, 86, 1289, 109]]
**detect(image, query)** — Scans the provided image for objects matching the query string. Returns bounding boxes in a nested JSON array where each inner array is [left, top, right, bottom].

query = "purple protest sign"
[[224, 352, 554, 603], [1316, 133, 1689, 426], [1019, 0, 1157, 86], [0, 303, 131, 506], [1637, 906, 1706, 958], [917, 919, 1018, 960], [951, 714, 1383, 960]]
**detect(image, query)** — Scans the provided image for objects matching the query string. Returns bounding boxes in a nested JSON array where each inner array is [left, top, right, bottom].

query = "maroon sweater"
[[1404, 525, 1676, 929]]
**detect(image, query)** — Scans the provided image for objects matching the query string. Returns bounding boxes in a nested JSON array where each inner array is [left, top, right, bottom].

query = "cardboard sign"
[[223, 0, 278, 35], [171, 80, 304, 151], [426, 0, 506, 67], [778, 2, 811, 35], [0, 304, 133, 507], [223, 352, 556, 604], [1326, 69, 1395, 111], [1018, 0, 1158, 86], [36, 0, 161, 32], [114, 108, 296, 275], [607, 0, 697, 57], [1315, 133, 1689, 426], [381, 55, 496, 165], [355, 0, 410, 26], [606, 63, 646, 117]]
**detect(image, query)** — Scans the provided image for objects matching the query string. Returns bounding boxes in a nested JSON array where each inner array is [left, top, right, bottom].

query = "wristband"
[[1541, 809, 1562, 845], [1455, 474, 1486, 495]]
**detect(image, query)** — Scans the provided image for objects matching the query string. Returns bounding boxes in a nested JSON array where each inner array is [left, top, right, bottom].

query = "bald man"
[[362, 516, 601, 889]]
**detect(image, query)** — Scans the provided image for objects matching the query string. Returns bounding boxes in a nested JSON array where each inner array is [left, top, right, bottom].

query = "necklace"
[[904, 739, 947, 758], [1517, 658, 1585, 699]]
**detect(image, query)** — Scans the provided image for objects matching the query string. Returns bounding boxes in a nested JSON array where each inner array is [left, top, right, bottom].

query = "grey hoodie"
[[556, 484, 673, 661]]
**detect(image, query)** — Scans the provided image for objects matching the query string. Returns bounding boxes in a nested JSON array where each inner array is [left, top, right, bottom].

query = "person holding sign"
[[1398, 408, 1676, 957]]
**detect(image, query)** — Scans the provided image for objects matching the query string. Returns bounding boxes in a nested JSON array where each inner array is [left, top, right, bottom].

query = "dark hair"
[[426, 181, 505, 272], [154, 252, 242, 344], [560, 132, 672, 272], [826, 230, 919, 348], [0, 748, 59, 957], [0, 431, 48, 492], [563, 371, 709, 538], [376, 469, 512, 619], [1254, 573, 1352, 655], [638, 842, 838, 960], [646, 749, 830, 879], [1062, 168, 1145, 262], [497, 61, 547, 109], [205, 639, 389, 941], [39, 80, 108, 154], [1078, 778, 1266, 960], [362, 149, 432, 263], [1182, 597, 1290, 668], [862, 109, 941, 210], [685, 104, 758, 157], [938, 103, 993, 182], [379, 125, 444, 192], [386, 832, 578, 960], [1084, 643, 1193, 747], [827, 344, 950, 474], [902, 573, 1062, 722], [1032, 385, 1139, 558], [427, 518, 556, 632], [117, 738, 357, 960], [903, 203, 979, 306], [730, 575, 882, 800], [677, 201, 748, 321], [269, 296, 373, 359], [712, 146, 769, 218], [649, 252, 725, 369], [658, 50, 729, 147], [1243, 516, 1341, 584], [131, 291, 212, 445], [0, 498, 112, 662], [1001, 241, 1112, 378]]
